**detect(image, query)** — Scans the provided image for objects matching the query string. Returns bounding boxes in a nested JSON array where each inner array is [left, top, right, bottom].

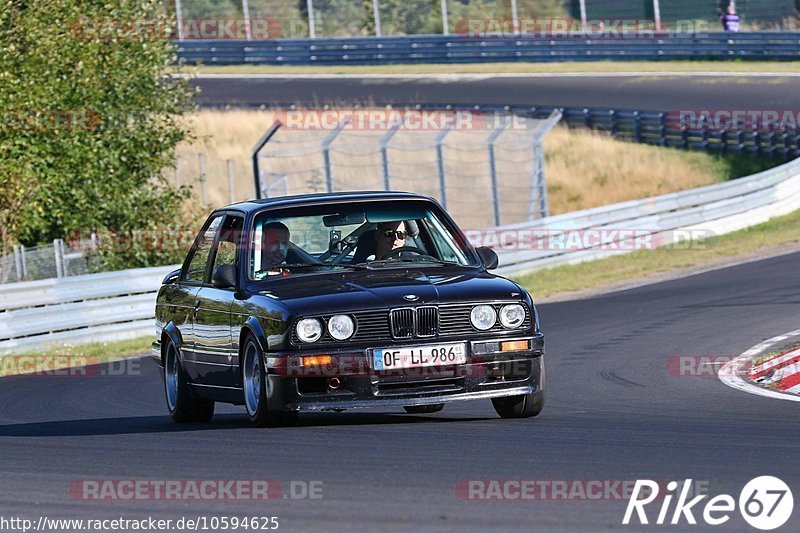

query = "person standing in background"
[[720, 5, 741, 32]]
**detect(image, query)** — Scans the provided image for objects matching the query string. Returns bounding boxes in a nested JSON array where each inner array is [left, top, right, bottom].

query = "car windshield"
[[248, 200, 479, 280]]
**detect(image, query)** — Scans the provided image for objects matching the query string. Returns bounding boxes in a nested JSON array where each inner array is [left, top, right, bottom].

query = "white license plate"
[[372, 343, 467, 371]]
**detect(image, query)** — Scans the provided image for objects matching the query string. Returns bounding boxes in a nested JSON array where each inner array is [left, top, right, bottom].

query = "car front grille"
[[290, 303, 531, 346], [390, 308, 415, 339], [389, 306, 438, 339]]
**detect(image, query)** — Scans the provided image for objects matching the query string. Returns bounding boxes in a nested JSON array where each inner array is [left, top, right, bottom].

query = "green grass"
[[515, 209, 800, 299], [0, 336, 152, 378], [182, 60, 800, 76]]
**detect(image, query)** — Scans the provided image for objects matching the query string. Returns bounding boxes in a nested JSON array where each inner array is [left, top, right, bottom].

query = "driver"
[[261, 221, 290, 272], [374, 221, 407, 260]]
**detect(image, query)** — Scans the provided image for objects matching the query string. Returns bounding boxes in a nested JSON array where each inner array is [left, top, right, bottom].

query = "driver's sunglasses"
[[382, 230, 407, 240]]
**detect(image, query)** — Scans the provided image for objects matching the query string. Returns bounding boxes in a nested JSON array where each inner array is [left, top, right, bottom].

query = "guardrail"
[[493, 156, 800, 276], [176, 32, 800, 65], [445, 104, 800, 159], [2, 153, 800, 352], [0, 266, 177, 352]]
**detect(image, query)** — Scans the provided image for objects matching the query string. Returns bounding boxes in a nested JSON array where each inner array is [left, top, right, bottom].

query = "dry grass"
[[543, 127, 727, 213], [174, 109, 756, 225]]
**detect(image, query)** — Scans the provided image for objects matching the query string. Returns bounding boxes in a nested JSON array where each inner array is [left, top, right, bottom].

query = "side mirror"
[[476, 247, 499, 270], [212, 264, 237, 289]]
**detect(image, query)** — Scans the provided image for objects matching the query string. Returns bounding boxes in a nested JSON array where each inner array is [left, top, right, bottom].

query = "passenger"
[[374, 221, 407, 259]]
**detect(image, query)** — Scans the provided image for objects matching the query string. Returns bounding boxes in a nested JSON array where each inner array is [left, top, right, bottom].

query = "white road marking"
[[177, 72, 800, 80], [719, 328, 800, 402]]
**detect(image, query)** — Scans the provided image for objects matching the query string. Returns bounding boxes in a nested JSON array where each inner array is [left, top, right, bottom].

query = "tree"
[[0, 0, 195, 267]]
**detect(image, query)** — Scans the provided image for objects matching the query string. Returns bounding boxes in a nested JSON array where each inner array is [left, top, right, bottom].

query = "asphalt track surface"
[[1, 250, 799, 531], [192, 74, 800, 111]]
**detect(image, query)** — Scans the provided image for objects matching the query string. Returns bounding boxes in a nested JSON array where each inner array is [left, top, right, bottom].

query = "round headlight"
[[470, 305, 497, 331], [499, 304, 526, 328], [327, 314, 355, 341], [296, 318, 322, 343]]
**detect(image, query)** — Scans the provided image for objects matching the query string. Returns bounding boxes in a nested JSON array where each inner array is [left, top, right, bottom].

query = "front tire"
[[164, 340, 214, 423], [491, 391, 544, 418], [241, 335, 297, 428]]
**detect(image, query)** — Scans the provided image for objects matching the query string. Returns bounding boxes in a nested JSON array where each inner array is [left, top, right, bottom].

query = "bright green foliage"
[[0, 0, 195, 268]]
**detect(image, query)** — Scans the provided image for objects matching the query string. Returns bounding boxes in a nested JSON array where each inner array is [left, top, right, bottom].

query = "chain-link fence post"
[[242, 0, 253, 40], [54, 239, 65, 278], [307, 0, 316, 38], [198, 153, 207, 205], [487, 119, 510, 227], [13, 244, 26, 281], [227, 159, 236, 203], [529, 109, 563, 220], [175, 0, 184, 40], [322, 118, 350, 193], [380, 124, 400, 191], [435, 125, 452, 209]]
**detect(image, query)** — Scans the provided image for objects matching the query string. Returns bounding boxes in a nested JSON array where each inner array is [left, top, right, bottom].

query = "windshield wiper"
[[352, 257, 457, 269]]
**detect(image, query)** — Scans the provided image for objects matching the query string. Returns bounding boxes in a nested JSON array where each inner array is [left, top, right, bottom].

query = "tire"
[[491, 391, 544, 419], [241, 335, 298, 428], [403, 404, 445, 414], [163, 339, 214, 423]]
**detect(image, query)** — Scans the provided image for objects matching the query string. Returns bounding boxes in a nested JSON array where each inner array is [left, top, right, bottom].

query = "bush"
[[0, 0, 195, 268]]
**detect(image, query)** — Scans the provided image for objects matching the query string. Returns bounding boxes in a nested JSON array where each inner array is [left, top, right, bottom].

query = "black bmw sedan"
[[153, 191, 545, 426]]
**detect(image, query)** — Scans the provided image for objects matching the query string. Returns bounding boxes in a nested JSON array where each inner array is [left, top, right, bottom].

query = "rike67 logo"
[[623, 477, 793, 530]]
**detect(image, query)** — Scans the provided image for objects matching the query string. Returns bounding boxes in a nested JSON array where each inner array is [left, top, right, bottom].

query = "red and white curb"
[[719, 328, 800, 402]]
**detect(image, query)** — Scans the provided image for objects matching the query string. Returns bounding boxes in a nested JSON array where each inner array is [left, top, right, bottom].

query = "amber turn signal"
[[500, 340, 529, 352], [301, 355, 333, 366]]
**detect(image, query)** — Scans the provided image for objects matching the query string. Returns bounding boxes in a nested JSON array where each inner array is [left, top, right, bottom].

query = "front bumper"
[[265, 333, 544, 411]]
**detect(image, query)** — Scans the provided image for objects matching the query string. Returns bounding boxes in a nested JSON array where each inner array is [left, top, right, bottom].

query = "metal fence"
[[252, 111, 562, 229], [0, 239, 98, 285], [175, 31, 800, 65], [171, 1, 800, 39]]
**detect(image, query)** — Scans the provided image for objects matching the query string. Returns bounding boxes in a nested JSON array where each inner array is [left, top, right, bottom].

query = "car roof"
[[222, 191, 437, 214]]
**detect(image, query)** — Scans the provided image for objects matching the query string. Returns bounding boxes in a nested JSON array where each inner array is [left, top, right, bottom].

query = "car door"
[[179, 214, 224, 380], [192, 213, 244, 388]]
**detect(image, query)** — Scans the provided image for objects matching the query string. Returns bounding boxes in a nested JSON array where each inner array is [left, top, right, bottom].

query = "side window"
[[183, 215, 223, 283], [211, 215, 244, 274]]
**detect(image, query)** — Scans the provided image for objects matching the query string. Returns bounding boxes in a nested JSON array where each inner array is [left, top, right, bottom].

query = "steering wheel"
[[379, 246, 429, 260]]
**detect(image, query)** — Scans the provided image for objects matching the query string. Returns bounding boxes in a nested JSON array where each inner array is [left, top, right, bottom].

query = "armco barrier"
[[176, 32, 800, 66], [493, 156, 800, 276], [2, 155, 800, 352], [0, 265, 178, 352]]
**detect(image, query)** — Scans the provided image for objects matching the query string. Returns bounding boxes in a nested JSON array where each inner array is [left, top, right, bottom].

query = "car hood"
[[253, 268, 524, 316]]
